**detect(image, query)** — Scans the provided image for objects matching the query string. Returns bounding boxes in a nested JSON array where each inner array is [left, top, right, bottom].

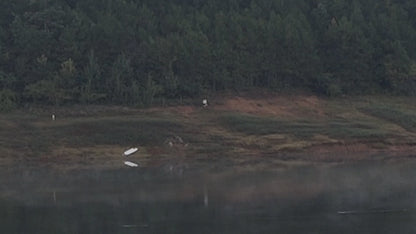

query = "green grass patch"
[[359, 105, 416, 132], [326, 119, 392, 139], [50, 117, 184, 146], [0, 122, 56, 156], [219, 113, 393, 140], [0, 116, 186, 157]]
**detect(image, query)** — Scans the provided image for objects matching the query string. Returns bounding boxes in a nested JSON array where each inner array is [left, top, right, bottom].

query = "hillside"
[[2, 0, 416, 110]]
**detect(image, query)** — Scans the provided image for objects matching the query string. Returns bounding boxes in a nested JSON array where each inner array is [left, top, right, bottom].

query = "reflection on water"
[[2, 160, 416, 233]]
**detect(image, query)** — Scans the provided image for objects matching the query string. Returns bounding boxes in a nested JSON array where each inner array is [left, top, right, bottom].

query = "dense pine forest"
[[1, 0, 416, 110]]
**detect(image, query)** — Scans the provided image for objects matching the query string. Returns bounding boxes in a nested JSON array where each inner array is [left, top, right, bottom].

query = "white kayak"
[[124, 161, 139, 167], [124, 147, 138, 156]]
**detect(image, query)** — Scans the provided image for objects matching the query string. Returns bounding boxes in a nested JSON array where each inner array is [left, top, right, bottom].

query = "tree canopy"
[[1, 0, 416, 109]]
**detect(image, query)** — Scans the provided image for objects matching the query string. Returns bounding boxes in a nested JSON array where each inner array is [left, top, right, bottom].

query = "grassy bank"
[[1, 95, 416, 170]]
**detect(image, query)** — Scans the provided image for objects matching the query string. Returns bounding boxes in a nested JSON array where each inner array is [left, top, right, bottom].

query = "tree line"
[[1, 0, 416, 110]]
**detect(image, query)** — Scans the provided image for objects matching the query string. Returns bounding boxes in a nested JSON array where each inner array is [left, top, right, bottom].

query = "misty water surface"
[[1, 160, 416, 233]]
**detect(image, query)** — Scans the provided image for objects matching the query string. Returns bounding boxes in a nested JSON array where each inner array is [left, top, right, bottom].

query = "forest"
[[1, 0, 416, 110]]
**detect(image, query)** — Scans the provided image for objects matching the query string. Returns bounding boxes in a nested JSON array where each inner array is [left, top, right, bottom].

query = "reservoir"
[[1, 159, 416, 233]]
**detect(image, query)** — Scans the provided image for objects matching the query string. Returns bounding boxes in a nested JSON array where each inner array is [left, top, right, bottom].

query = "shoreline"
[[1, 94, 416, 171]]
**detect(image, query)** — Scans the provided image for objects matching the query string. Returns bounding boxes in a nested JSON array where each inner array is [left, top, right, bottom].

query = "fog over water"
[[2, 159, 416, 233]]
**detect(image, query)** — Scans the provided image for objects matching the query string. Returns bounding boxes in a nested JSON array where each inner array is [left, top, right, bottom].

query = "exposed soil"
[[149, 94, 327, 118], [215, 95, 326, 118]]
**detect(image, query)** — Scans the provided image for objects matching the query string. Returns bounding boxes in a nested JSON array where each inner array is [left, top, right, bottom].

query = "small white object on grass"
[[202, 99, 208, 107], [52, 114, 55, 121], [124, 147, 138, 156], [124, 161, 139, 167]]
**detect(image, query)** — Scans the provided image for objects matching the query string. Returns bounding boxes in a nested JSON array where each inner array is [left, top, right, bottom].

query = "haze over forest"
[[1, 0, 416, 110]]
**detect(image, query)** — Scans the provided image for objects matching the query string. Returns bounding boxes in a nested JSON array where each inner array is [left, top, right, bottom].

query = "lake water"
[[2, 160, 416, 233]]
